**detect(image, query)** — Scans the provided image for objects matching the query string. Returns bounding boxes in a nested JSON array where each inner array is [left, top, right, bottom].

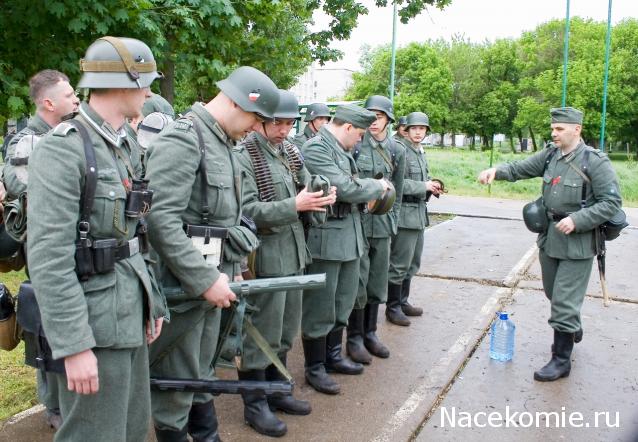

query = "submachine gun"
[[150, 273, 326, 397]]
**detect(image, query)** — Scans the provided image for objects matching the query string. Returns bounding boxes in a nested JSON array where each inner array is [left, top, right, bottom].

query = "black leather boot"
[[534, 330, 575, 382], [325, 328, 364, 375], [386, 283, 410, 326], [574, 328, 583, 343], [187, 400, 221, 442], [237, 369, 287, 437], [364, 303, 390, 358], [266, 353, 312, 415], [302, 336, 340, 395], [155, 425, 189, 442], [346, 308, 372, 364], [400, 278, 423, 316]]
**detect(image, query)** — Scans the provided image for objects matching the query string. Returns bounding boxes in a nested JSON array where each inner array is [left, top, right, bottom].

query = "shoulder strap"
[[542, 147, 558, 174], [68, 120, 98, 238], [577, 149, 592, 209], [189, 116, 211, 224]]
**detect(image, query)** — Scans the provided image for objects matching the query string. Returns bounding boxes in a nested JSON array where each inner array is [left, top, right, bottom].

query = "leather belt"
[[184, 224, 229, 241], [402, 195, 424, 203]]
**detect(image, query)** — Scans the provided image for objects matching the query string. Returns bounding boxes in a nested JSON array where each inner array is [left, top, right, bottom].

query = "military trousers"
[[388, 228, 424, 285], [53, 344, 150, 442], [37, 369, 60, 412], [355, 236, 391, 309], [539, 249, 593, 333], [302, 258, 360, 338], [149, 305, 221, 431], [241, 271, 303, 370]]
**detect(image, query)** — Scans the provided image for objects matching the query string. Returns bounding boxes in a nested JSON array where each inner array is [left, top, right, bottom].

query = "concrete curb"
[[1, 404, 44, 429], [372, 244, 538, 442]]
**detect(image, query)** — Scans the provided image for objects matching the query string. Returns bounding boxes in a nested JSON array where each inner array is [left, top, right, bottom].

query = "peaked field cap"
[[334, 104, 376, 129], [550, 107, 583, 124]]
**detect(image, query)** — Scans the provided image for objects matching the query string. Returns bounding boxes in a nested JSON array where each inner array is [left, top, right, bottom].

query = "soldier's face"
[[551, 123, 581, 148], [47, 80, 80, 118], [407, 125, 427, 144], [312, 117, 330, 131], [229, 107, 263, 141], [264, 118, 295, 144], [120, 87, 151, 119], [369, 111, 389, 136], [343, 124, 366, 149], [398, 125, 408, 138]]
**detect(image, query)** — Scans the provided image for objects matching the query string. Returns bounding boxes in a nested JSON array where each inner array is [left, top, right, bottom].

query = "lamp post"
[[561, 0, 571, 107], [599, 0, 613, 152]]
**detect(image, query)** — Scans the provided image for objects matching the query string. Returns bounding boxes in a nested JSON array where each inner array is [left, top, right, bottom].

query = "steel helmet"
[[367, 177, 396, 215], [304, 103, 331, 122], [13, 134, 41, 185], [78, 36, 162, 89], [275, 90, 301, 120], [397, 116, 408, 126], [216, 66, 279, 121], [364, 95, 395, 122], [522, 197, 548, 233], [406, 112, 430, 129], [142, 93, 175, 118], [138, 112, 174, 151]]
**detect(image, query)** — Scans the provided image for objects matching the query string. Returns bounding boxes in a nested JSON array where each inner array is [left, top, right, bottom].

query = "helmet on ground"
[[522, 197, 548, 233], [275, 90, 301, 120], [364, 95, 395, 122], [78, 36, 162, 89], [216, 66, 279, 121], [405, 112, 430, 129], [304, 103, 331, 122]]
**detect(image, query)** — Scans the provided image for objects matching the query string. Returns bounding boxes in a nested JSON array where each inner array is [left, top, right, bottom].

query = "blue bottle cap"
[[499, 312, 508, 320]]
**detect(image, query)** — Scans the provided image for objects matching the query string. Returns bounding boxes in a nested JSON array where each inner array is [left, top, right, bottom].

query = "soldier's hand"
[[555, 216, 576, 235], [146, 317, 164, 344], [203, 273, 236, 308], [478, 168, 497, 184], [296, 186, 336, 212], [64, 349, 99, 395], [426, 180, 442, 196]]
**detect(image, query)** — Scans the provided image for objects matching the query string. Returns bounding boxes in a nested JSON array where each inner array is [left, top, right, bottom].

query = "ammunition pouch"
[[16, 281, 65, 373], [75, 237, 140, 281], [328, 202, 353, 219]]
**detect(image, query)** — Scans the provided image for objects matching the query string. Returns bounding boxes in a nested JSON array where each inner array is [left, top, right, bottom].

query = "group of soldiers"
[[1, 33, 623, 442], [0, 35, 442, 442]]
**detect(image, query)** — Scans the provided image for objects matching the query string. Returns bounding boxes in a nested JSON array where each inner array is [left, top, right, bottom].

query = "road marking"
[[372, 245, 538, 442]]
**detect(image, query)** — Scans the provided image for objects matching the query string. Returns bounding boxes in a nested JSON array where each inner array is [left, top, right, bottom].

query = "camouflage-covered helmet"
[[138, 112, 174, 151], [216, 66, 279, 121], [522, 197, 548, 233], [78, 36, 162, 89], [364, 95, 395, 122], [142, 93, 175, 118], [13, 134, 41, 185], [275, 90, 301, 120], [397, 115, 408, 126], [406, 112, 430, 129], [304, 103, 331, 122], [367, 178, 396, 215]]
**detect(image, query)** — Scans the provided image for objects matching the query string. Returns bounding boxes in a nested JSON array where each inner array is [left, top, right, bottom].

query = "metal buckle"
[[128, 237, 140, 256]]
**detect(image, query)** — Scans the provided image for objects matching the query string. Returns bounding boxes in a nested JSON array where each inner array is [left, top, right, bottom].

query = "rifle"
[[227, 273, 326, 296], [150, 377, 293, 397]]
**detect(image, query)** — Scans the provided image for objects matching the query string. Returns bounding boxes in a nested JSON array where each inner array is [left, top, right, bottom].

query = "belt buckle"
[[128, 237, 140, 256]]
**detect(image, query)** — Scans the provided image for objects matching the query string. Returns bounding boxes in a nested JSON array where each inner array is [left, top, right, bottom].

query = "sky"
[[314, 0, 638, 71]]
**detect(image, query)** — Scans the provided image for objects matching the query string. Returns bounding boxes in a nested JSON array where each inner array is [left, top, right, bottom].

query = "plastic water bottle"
[[489, 312, 515, 361]]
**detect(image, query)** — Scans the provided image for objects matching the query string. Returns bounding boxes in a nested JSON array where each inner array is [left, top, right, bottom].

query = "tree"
[[0, 0, 453, 127]]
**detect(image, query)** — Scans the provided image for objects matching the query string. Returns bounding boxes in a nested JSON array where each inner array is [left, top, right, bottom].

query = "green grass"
[[425, 147, 638, 207], [0, 269, 38, 422]]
